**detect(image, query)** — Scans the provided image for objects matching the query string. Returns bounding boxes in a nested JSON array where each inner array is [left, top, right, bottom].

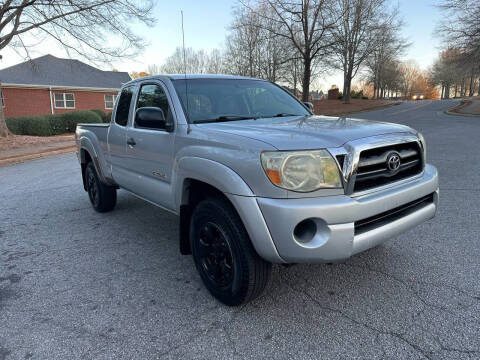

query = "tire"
[[190, 197, 271, 306], [85, 162, 117, 213]]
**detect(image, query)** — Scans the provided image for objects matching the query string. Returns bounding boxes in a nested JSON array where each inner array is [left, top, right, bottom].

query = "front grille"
[[354, 142, 423, 192], [354, 193, 434, 235]]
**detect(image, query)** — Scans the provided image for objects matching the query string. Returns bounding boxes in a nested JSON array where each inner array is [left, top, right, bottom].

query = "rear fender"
[[78, 136, 116, 187]]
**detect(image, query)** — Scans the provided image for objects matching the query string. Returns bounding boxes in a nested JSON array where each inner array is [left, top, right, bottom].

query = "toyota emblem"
[[387, 152, 401, 172]]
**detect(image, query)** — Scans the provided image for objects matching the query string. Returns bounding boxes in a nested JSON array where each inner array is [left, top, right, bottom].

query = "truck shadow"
[[111, 190, 420, 314]]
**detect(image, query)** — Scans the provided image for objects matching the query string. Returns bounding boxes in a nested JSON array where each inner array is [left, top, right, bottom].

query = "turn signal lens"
[[265, 169, 281, 184]]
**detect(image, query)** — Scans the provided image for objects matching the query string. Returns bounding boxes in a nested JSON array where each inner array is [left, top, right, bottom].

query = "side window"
[[136, 84, 171, 125], [115, 87, 134, 126]]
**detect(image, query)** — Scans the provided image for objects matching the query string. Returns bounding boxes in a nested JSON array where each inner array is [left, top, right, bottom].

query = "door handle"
[[127, 137, 136, 146]]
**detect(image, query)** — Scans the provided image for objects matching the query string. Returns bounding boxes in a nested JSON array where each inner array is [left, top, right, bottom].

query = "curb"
[[444, 100, 480, 117], [444, 110, 480, 117], [0, 146, 76, 167]]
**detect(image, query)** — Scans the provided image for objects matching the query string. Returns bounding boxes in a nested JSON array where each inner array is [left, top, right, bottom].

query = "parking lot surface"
[[0, 100, 479, 359]]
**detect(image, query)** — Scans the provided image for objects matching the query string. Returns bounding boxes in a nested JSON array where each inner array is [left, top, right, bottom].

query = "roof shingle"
[[0, 54, 130, 89]]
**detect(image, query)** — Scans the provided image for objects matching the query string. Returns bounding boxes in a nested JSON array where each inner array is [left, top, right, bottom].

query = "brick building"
[[0, 55, 130, 118]]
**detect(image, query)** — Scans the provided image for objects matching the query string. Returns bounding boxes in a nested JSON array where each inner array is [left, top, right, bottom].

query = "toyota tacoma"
[[76, 75, 439, 306]]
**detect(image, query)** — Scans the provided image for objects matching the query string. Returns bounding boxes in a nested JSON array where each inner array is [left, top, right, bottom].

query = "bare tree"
[[206, 49, 224, 74], [329, 0, 392, 103], [437, 0, 480, 58], [399, 60, 421, 99], [147, 64, 162, 75], [283, 55, 304, 97], [224, 3, 292, 82], [225, 5, 262, 77], [240, 0, 337, 101], [159, 47, 226, 74], [435, 0, 480, 97], [431, 48, 473, 99], [0, 80, 8, 137], [364, 20, 409, 99], [0, 0, 155, 137]]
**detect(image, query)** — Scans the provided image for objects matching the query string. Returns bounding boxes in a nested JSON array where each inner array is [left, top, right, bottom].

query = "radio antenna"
[[181, 10, 191, 132]]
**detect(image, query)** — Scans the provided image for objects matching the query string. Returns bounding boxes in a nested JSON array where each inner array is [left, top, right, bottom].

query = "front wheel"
[[85, 162, 117, 212], [190, 198, 271, 306]]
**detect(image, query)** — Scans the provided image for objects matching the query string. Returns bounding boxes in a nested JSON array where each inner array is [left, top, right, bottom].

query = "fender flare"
[[174, 156, 254, 208], [78, 137, 115, 187], [174, 157, 284, 263]]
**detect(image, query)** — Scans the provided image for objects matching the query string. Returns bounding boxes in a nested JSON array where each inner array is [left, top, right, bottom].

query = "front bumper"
[[241, 164, 438, 263]]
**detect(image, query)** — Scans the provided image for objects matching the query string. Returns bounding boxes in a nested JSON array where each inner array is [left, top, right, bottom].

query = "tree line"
[[431, 0, 480, 98], [141, 0, 416, 103]]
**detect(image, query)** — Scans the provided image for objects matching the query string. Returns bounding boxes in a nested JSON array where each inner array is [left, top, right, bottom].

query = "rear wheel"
[[85, 162, 117, 212], [190, 198, 271, 306]]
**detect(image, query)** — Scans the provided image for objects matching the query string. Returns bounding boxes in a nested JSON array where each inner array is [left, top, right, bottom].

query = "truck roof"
[[125, 74, 265, 86]]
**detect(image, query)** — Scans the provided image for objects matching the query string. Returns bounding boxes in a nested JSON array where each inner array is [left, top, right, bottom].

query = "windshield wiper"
[[268, 113, 306, 118], [193, 115, 258, 124]]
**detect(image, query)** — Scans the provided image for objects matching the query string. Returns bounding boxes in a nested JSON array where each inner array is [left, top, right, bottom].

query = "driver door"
[[122, 81, 176, 211]]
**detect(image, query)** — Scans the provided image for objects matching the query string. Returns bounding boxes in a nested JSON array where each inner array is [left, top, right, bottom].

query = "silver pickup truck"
[[76, 75, 438, 306]]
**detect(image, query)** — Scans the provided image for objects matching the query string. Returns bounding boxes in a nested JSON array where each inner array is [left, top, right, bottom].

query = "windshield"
[[172, 78, 310, 123]]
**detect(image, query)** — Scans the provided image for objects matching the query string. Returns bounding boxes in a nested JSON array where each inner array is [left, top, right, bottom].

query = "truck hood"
[[197, 115, 415, 150]]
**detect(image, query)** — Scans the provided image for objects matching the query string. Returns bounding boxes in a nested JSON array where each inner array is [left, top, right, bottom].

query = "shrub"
[[91, 109, 112, 123], [59, 110, 102, 133], [91, 109, 107, 122], [338, 91, 343, 100], [350, 90, 364, 99], [6, 110, 102, 136], [6, 115, 51, 136], [4, 116, 23, 134], [48, 113, 67, 135], [362, 96, 368, 100]]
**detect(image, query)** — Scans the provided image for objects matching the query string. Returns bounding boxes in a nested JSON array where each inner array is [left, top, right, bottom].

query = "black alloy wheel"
[[197, 222, 234, 289], [85, 162, 117, 213], [87, 167, 100, 208], [190, 198, 271, 306]]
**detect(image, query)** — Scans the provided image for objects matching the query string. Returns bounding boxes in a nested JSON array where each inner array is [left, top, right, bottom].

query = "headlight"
[[412, 95, 417, 100], [417, 132, 427, 163], [261, 150, 342, 192]]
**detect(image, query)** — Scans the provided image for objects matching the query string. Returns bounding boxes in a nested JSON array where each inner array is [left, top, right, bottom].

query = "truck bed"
[[76, 123, 109, 145]]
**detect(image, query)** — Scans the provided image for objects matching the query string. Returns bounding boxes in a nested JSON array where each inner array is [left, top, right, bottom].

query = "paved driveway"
[[1, 100, 479, 359]]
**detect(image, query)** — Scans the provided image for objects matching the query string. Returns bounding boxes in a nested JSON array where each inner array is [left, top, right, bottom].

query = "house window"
[[104, 94, 117, 109], [1, 90, 4, 107], [54, 93, 75, 109]]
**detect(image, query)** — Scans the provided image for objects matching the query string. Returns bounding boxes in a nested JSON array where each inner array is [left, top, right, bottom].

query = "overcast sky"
[[0, 0, 442, 91]]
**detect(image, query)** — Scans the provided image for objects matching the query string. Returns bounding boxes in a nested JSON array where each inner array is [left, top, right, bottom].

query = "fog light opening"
[[293, 219, 317, 244]]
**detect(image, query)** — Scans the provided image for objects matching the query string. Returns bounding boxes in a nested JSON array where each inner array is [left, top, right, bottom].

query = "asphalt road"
[[1, 100, 479, 360]]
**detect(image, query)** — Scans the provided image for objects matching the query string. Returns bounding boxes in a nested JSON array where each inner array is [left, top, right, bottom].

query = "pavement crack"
[[157, 306, 244, 358], [157, 321, 219, 358], [222, 323, 238, 359], [280, 272, 435, 360], [342, 262, 480, 313]]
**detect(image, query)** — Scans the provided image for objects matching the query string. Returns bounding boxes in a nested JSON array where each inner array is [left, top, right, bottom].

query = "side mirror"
[[303, 102, 314, 112], [135, 107, 173, 132]]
